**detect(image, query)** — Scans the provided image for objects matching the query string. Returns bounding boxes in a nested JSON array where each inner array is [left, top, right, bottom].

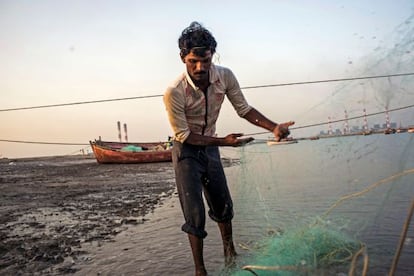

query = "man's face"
[[182, 50, 212, 83]]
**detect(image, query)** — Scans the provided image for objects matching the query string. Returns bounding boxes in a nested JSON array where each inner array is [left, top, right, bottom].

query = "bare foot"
[[224, 246, 238, 267], [195, 268, 207, 276]]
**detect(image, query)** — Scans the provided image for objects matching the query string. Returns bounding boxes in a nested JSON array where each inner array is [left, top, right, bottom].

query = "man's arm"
[[243, 108, 277, 131], [185, 132, 254, 147], [222, 68, 294, 140], [243, 108, 295, 141]]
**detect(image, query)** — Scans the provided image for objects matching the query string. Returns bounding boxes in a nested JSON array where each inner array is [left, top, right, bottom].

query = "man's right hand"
[[224, 133, 254, 147]]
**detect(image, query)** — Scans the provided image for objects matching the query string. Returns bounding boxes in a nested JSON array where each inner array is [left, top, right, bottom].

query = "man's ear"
[[180, 53, 186, 63]]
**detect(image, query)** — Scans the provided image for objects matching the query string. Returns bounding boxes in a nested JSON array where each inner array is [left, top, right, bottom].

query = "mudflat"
[[0, 155, 176, 275]]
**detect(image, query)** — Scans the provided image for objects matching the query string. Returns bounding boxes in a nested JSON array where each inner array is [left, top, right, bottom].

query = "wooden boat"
[[90, 139, 172, 164]]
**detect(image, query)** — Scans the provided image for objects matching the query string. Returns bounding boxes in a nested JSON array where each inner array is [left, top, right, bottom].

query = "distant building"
[[316, 121, 401, 136], [380, 122, 397, 129]]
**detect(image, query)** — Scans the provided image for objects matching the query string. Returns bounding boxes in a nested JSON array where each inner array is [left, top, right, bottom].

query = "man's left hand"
[[273, 121, 295, 142]]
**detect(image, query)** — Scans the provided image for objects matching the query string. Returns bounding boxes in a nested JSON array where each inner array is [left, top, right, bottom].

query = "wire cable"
[[0, 95, 161, 112], [1, 72, 413, 146], [1, 102, 413, 146], [240, 72, 414, 90], [0, 139, 88, 146], [246, 103, 414, 136], [1, 72, 413, 112]]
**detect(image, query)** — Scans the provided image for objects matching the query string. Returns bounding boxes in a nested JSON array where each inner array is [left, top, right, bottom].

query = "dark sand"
[[0, 155, 176, 275]]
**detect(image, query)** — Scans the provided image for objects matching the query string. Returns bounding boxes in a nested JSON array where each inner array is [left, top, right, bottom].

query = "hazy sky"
[[1, 0, 413, 158]]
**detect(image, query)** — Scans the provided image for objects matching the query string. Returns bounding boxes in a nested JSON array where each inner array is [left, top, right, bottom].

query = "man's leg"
[[172, 143, 209, 275], [188, 234, 207, 276], [218, 221, 237, 265]]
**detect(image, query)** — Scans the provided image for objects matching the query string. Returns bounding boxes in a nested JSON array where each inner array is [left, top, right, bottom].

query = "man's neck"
[[192, 74, 210, 92], [195, 80, 209, 92]]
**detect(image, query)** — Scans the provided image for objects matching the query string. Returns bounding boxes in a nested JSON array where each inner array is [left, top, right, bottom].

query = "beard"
[[191, 71, 208, 83]]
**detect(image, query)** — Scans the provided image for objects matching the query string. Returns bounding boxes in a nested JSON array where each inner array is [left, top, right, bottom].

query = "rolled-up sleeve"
[[163, 87, 190, 143], [223, 68, 252, 117]]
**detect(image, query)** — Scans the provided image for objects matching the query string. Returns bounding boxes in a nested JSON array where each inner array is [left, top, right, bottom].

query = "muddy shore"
[[0, 155, 177, 275]]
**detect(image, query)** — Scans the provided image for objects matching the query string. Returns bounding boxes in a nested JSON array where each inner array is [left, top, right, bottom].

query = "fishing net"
[[235, 223, 360, 275], [220, 135, 413, 276], [218, 13, 414, 276]]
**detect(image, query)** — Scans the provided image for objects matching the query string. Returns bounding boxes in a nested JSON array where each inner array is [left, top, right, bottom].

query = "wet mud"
[[0, 155, 176, 275]]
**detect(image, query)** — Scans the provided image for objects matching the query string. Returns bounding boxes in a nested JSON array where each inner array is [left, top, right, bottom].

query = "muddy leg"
[[188, 234, 207, 276], [218, 221, 237, 265]]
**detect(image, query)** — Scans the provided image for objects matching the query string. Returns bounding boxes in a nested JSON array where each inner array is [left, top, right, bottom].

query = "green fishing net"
[[216, 13, 414, 276]]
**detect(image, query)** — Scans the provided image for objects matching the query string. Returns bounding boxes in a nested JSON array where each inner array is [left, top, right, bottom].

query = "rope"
[[66, 145, 92, 155], [0, 139, 88, 146], [389, 199, 414, 276], [323, 168, 414, 218], [1, 102, 413, 146], [246, 103, 414, 136], [242, 264, 309, 274], [291, 104, 414, 131], [1, 72, 413, 112], [348, 244, 369, 276], [238, 168, 413, 276], [240, 72, 414, 90]]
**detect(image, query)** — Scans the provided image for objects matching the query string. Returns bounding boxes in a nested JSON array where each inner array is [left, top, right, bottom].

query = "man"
[[163, 22, 294, 276]]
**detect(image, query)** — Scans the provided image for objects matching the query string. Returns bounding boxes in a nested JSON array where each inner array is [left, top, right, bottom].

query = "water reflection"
[[75, 133, 414, 275]]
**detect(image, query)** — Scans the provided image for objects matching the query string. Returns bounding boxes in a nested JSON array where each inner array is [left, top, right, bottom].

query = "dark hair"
[[178, 21, 217, 58]]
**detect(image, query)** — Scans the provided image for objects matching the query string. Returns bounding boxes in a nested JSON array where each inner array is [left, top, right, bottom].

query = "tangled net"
[[227, 168, 414, 276]]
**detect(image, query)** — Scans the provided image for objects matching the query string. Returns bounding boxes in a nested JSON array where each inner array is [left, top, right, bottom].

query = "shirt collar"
[[184, 63, 219, 91]]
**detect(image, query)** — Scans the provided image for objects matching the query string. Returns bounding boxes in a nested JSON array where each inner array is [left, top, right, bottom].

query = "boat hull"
[[90, 140, 172, 164]]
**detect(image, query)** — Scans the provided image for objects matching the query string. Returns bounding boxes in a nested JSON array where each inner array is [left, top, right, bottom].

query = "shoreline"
[[0, 155, 176, 275]]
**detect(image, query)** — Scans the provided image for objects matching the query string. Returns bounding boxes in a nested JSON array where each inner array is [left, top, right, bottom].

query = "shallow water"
[[75, 133, 414, 275]]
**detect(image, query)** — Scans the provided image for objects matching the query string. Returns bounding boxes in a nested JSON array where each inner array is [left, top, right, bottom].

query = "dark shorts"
[[172, 141, 234, 238]]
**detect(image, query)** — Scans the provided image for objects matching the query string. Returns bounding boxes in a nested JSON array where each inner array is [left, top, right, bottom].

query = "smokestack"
[[344, 110, 349, 134], [123, 123, 128, 143], [328, 116, 333, 135], [363, 108, 369, 131], [385, 108, 391, 129], [117, 121, 122, 142]]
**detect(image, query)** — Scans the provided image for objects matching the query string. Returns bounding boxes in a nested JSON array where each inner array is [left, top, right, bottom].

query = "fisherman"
[[163, 21, 294, 275]]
